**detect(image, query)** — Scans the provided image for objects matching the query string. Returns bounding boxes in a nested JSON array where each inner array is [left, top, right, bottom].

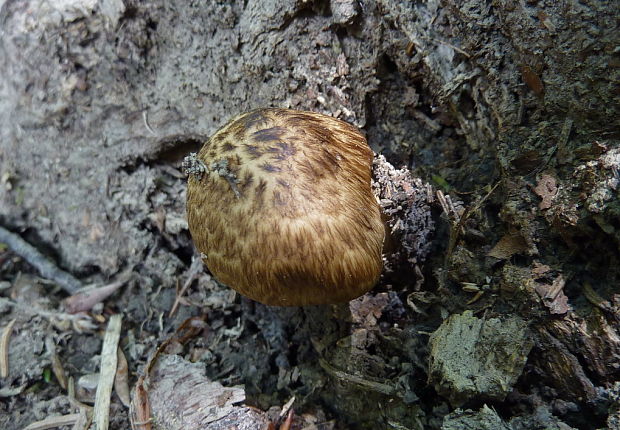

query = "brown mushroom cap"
[[186, 108, 384, 306]]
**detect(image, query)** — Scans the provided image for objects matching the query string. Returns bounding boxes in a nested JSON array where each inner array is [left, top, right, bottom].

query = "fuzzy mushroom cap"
[[186, 108, 384, 306]]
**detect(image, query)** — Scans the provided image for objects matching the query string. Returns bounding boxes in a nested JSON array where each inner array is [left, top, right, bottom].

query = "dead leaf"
[[535, 275, 571, 315], [521, 65, 544, 95], [115, 347, 131, 407], [349, 293, 390, 326], [64, 269, 132, 313], [533, 174, 558, 210]]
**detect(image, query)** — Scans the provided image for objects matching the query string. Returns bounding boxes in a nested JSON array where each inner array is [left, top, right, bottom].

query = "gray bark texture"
[[0, 0, 618, 429]]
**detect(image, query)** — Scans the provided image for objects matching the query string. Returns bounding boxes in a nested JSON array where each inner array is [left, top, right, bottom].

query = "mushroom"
[[184, 108, 385, 306]]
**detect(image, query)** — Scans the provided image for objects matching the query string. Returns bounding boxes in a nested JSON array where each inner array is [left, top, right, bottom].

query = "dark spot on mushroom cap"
[[221, 141, 236, 152], [252, 126, 287, 142], [244, 144, 263, 159], [260, 162, 280, 173], [241, 171, 254, 190]]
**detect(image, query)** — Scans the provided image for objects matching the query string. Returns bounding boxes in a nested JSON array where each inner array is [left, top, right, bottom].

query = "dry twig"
[[0, 225, 81, 294], [169, 257, 203, 317], [279, 409, 294, 430], [318, 358, 399, 397]]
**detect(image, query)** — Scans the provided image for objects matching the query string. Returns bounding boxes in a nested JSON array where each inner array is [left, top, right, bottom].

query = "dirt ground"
[[0, 0, 619, 429]]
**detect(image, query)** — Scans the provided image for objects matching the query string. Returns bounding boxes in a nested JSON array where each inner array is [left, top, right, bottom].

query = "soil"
[[0, 0, 618, 429]]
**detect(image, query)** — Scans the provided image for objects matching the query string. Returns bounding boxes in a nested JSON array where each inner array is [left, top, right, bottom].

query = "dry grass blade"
[[71, 408, 92, 430], [0, 383, 26, 397], [0, 318, 16, 378], [169, 257, 202, 317], [582, 282, 607, 310], [22, 413, 80, 430], [93, 314, 122, 430]]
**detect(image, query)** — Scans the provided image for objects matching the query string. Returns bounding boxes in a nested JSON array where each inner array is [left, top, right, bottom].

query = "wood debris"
[[533, 174, 558, 210], [144, 354, 269, 429], [93, 314, 123, 430], [534, 275, 571, 315]]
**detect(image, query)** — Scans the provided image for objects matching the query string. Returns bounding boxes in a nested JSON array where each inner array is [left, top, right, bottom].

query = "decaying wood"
[[130, 376, 152, 430], [145, 354, 270, 429], [372, 154, 434, 275]]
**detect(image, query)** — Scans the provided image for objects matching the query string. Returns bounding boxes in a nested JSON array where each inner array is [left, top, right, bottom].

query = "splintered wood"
[[143, 354, 271, 429]]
